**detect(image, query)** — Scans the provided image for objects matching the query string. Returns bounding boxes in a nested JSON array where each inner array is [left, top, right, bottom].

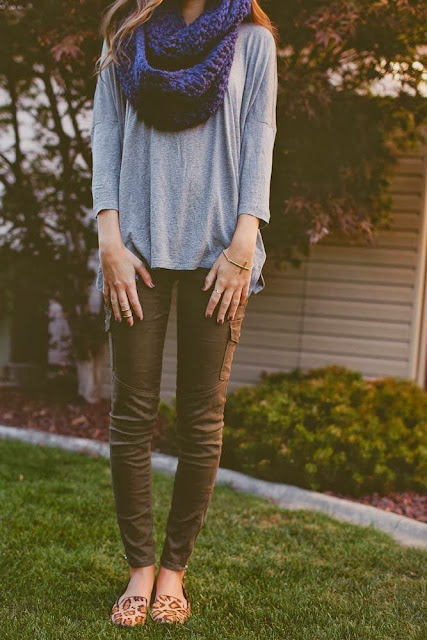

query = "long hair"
[[95, 0, 279, 74]]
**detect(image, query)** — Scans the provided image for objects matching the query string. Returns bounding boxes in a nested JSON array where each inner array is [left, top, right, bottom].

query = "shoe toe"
[[151, 593, 191, 624], [110, 595, 148, 626]]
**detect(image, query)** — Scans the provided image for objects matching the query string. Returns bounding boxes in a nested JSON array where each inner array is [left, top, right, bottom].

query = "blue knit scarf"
[[115, 0, 252, 131]]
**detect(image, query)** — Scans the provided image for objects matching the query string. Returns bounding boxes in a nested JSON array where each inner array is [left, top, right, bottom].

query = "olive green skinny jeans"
[[104, 267, 249, 571]]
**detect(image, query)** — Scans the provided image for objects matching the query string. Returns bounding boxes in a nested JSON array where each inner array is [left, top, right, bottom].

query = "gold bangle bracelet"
[[222, 249, 253, 272]]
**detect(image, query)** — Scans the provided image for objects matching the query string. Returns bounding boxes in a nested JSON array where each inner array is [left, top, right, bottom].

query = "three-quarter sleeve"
[[237, 28, 278, 229], [90, 40, 126, 218]]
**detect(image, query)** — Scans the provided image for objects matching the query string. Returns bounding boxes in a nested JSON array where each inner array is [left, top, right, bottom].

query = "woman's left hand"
[[202, 243, 254, 323]]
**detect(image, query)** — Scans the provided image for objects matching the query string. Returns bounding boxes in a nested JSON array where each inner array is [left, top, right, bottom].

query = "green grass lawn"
[[0, 439, 426, 640]]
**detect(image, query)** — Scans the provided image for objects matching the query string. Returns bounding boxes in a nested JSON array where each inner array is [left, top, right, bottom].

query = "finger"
[[136, 263, 156, 289], [117, 290, 134, 327], [240, 286, 250, 306], [205, 283, 224, 318], [126, 281, 143, 322], [226, 291, 243, 321], [216, 291, 234, 324], [103, 284, 110, 307], [202, 266, 218, 291], [109, 288, 122, 322]]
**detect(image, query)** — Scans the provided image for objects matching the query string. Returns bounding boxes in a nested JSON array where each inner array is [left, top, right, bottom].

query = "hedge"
[[160, 365, 427, 496]]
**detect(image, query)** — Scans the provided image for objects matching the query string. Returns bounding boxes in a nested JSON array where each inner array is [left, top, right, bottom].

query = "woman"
[[91, 0, 278, 626]]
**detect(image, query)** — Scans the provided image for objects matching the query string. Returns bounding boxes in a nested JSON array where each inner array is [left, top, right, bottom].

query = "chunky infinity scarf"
[[115, 0, 252, 131]]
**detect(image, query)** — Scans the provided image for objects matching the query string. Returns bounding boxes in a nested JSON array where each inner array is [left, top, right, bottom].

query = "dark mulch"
[[324, 490, 427, 523], [0, 386, 175, 455], [1, 387, 426, 524]]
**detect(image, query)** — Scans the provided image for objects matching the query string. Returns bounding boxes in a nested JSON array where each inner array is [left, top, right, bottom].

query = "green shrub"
[[220, 366, 427, 496]]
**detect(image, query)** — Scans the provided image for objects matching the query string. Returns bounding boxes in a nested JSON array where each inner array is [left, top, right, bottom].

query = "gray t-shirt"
[[91, 22, 278, 296]]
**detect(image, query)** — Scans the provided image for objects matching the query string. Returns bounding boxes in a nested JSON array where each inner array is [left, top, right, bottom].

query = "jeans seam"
[[176, 377, 227, 399], [160, 559, 189, 571], [112, 370, 160, 397]]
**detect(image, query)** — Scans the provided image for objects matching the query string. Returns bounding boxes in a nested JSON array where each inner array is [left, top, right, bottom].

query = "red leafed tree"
[[264, 0, 426, 264]]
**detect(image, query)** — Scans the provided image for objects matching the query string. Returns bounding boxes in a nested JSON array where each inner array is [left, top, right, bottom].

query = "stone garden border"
[[1, 424, 426, 550]]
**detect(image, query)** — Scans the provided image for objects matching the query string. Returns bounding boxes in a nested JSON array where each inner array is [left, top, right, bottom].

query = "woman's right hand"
[[98, 209, 155, 327]]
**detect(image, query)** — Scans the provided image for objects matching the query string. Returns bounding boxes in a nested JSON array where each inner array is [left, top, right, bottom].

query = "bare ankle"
[[129, 564, 155, 577], [158, 566, 185, 578]]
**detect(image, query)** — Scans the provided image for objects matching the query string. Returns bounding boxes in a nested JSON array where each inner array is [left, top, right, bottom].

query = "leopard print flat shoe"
[[150, 583, 191, 624], [110, 594, 149, 627]]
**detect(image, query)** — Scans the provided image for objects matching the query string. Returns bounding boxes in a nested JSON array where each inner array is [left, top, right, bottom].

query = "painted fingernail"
[[218, 319, 223, 324], [228, 315, 233, 320], [150, 281, 155, 287], [206, 313, 211, 318]]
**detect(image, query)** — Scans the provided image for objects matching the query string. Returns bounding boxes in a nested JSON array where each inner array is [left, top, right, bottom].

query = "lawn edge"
[[1, 424, 426, 550]]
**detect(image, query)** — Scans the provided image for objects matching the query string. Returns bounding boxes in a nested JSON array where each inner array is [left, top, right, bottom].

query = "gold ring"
[[122, 311, 133, 318]]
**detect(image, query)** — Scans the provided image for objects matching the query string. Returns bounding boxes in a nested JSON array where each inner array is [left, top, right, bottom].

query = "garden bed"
[[1, 385, 425, 523]]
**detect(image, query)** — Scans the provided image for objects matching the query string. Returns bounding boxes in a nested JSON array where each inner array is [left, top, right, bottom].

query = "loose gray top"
[[91, 22, 278, 296]]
